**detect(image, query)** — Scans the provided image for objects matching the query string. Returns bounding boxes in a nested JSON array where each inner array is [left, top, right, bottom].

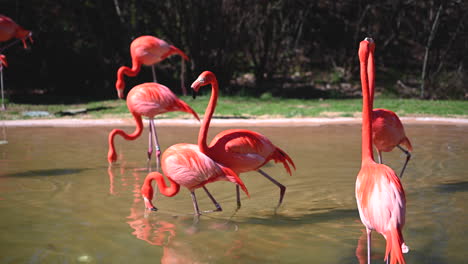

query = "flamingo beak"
[[192, 89, 197, 99], [117, 89, 125, 99], [143, 196, 158, 211]]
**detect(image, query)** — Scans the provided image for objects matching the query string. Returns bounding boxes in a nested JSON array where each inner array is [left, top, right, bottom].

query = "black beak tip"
[[192, 90, 197, 99]]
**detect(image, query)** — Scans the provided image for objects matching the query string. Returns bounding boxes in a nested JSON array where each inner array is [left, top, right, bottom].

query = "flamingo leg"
[[190, 191, 201, 216], [147, 119, 154, 169], [0, 65, 5, 110], [396, 145, 411, 178], [377, 150, 383, 164], [366, 228, 372, 264], [151, 65, 157, 83], [236, 185, 241, 208], [202, 186, 222, 212], [150, 119, 161, 171], [257, 169, 286, 207]]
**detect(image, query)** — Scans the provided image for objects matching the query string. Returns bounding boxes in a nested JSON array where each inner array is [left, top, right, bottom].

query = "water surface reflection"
[[0, 124, 466, 263]]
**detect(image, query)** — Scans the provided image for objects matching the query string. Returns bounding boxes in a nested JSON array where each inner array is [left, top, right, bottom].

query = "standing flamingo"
[[108, 82, 199, 169], [0, 15, 32, 110], [355, 38, 408, 264], [0, 54, 6, 109], [367, 41, 412, 178], [190, 71, 295, 208], [116, 35, 189, 98], [141, 143, 249, 215], [0, 15, 33, 50]]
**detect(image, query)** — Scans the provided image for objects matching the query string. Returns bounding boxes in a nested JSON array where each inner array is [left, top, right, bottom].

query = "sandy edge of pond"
[[2, 117, 468, 127]]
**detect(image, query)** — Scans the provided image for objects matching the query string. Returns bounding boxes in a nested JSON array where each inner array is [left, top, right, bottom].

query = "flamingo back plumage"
[[131, 35, 171, 66], [126, 83, 199, 120], [161, 144, 248, 194], [372, 109, 411, 152]]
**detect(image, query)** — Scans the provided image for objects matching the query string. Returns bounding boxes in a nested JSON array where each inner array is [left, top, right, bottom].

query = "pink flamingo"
[[0, 54, 6, 110], [0, 15, 33, 50], [0, 15, 32, 110], [367, 41, 412, 178], [116, 35, 189, 98], [191, 71, 295, 208], [141, 143, 249, 215], [108, 82, 199, 169], [356, 38, 408, 264]]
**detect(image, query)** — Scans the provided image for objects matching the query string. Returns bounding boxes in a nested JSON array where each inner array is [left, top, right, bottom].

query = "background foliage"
[[1, 0, 467, 101]]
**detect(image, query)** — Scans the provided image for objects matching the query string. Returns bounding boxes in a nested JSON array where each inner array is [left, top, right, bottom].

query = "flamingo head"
[[359, 38, 372, 63], [141, 173, 159, 211], [115, 81, 125, 99], [190, 71, 217, 99]]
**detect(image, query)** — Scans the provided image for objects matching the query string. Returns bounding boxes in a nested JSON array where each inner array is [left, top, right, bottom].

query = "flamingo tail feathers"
[[272, 147, 296, 176], [384, 228, 408, 264], [221, 165, 250, 198], [400, 137, 412, 152], [170, 45, 189, 61], [176, 99, 200, 121]]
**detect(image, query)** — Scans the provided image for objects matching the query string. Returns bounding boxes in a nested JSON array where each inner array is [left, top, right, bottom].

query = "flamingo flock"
[[1, 12, 412, 262], [105, 33, 411, 263]]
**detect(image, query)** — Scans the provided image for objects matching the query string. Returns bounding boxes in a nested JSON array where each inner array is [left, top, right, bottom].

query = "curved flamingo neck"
[[198, 79, 218, 154], [367, 46, 375, 109], [116, 56, 142, 90], [360, 47, 374, 164], [145, 172, 180, 197], [107, 113, 144, 162]]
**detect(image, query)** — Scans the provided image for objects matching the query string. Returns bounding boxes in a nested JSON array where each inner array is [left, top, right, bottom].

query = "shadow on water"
[[1, 168, 90, 178], [237, 208, 359, 226], [435, 180, 468, 193]]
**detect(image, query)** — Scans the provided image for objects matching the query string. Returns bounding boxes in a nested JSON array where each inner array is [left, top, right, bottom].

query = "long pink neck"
[[367, 47, 375, 109], [145, 172, 180, 197], [360, 51, 374, 164], [198, 80, 219, 154], [116, 55, 142, 90], [107, 113, 144, 162]]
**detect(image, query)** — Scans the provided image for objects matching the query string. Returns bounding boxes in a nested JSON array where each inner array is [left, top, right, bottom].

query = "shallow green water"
[[0, 124, 467, 263]]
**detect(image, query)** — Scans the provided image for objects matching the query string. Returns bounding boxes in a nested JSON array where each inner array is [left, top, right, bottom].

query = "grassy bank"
[[1, 96, 467, 120]]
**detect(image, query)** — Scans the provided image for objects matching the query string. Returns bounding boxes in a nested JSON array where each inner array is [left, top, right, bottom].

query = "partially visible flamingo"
[[355, 38, 408, 264], [0, 54, 7, 110], [116, 35, 189, 98], [367, 41, 412, 178], [191, 71, 295, 208], [108, 82, 199, 169], [0, 15, 32, 110], [0, 15, 33, 50], [141, 143, 249, 215]]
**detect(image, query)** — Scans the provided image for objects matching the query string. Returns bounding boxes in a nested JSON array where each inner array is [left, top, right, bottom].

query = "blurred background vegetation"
[[1, 0, 467, 103]]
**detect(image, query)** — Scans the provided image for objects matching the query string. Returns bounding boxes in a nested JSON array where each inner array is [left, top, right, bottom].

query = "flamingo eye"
[[198, 77, 206, 84]]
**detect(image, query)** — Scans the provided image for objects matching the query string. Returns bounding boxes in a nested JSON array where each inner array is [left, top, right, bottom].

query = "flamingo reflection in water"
[[127, 175, 244, 263]]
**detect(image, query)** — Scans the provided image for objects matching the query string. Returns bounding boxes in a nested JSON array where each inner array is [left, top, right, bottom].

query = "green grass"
[[1, 96, 467, 120]]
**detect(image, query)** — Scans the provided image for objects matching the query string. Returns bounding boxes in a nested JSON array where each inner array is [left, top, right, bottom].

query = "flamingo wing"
[[356, 163, 406, 233]]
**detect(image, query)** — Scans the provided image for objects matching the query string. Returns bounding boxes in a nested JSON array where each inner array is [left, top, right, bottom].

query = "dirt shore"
[[2, 117, 468, 127]]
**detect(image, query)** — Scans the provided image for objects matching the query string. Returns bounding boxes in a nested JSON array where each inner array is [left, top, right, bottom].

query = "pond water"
[[0, 123, 467, 263]]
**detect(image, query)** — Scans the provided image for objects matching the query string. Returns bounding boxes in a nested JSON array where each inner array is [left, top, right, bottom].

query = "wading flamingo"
[[141, 143, 249, 215], [191, 71, 295, 208], [356, 38, 408, 264], [108, 82, 199, 169], [0, 15, 33, 50], [116, 35, 189, 98], [367, 41, 412, 178]]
